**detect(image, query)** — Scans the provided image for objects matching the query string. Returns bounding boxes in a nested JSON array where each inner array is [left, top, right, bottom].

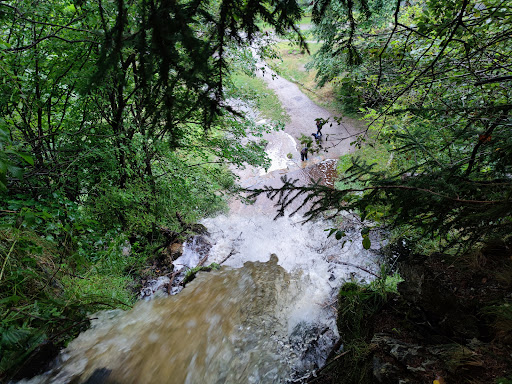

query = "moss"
[[316, 281, 388, 383], [182, 263, 221, 286]]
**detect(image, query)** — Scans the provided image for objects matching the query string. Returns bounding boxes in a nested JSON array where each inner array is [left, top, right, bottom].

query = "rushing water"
[[20, 148, 379, 383], [23, 257, 330, 384], [21, 210, 380, 384]]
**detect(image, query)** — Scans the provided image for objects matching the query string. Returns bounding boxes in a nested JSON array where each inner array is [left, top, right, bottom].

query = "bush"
[[0, 225, 134, 381], [333, 80, 362, 115]]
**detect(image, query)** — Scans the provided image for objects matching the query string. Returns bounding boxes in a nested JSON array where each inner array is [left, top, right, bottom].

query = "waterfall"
[[18, 77, 373, 382], [20, 193, 380, 384]]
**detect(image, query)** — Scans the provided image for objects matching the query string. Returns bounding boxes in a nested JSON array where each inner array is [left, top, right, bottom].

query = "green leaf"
[[326, 228, 337, 238], [335, 230, 346, 240], [0, 295, 22, 305], [1, 327, 32, 347], [7, 165, 23, 180], [17, 153, 34, 166], [362, 236, 371, 250]]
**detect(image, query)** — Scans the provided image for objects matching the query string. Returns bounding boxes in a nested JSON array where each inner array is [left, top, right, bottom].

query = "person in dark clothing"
[[300, 146, 308, 161], [312, 132, 322, 141], [316, 120, 324, 135]]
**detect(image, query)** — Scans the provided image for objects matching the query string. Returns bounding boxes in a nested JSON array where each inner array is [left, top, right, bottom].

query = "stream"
[[19, 63, 381, 384]]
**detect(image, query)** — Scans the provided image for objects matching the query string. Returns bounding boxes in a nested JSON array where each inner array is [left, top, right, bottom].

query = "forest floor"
[[310, 242, 512, 384]]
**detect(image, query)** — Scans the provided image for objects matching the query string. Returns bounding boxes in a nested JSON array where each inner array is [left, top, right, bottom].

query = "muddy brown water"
[[23, 258, 314, 384]]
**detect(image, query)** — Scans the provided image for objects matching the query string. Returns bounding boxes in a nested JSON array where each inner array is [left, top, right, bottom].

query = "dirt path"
[[230, 59, 363, 214], [258, 64, 360, 162]]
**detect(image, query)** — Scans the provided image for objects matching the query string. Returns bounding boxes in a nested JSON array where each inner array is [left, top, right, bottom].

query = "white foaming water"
[[173, 236, 211, 273], [260, 132, 298, 175], [196, 212, 379, 331]]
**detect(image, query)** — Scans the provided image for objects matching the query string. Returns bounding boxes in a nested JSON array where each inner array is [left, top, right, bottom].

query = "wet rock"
[[167, 242, 183, 261], [140, 276, 171, 300], [11, 341, 60, 381], [288, 322, 337, 373], [184, 235, 212, 259], [189, 223, 208, 235], [82, 368, 114, 384]]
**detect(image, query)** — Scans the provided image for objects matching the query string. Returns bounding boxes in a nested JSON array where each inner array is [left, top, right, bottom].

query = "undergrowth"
[[321, 271, 400, 383], [0, 167, 232, 380], [0, 224, 134, 381]]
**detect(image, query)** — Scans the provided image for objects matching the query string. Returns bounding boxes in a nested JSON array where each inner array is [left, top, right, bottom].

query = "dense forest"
[[0, 0, 511, 382]]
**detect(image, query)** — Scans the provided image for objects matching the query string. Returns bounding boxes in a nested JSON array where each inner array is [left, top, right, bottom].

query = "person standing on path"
[[316, 119, 325, 135], [300, 146, 308, 161]]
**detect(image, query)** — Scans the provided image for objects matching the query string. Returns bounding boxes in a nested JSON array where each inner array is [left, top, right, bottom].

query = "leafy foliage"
[[0, 223, 133, 381], [254, 0, 512, 253], [0, 0, 306, 379]]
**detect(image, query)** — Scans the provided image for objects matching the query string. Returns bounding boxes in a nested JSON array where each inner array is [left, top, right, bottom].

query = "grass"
[[269, 42, 333, 101], [257, 14, 363, 119], [270, 42, 320, 79], [320, 280, 390, 383], [231, 72, 290, 123], [0, 227, 135, 381], [255, 10, 364, 119], [62, 274, 134, 306], [298, 15, 312, 25], [266, 41, 356, 119], [257, 13, 312, 32]]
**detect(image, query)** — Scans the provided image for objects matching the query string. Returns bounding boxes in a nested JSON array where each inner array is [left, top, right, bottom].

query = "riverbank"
[[312, 240, 512, 383]]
